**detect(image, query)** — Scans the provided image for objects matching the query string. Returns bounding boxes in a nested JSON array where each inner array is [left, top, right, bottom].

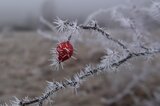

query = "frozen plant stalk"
[[2, 1, 160, 106]]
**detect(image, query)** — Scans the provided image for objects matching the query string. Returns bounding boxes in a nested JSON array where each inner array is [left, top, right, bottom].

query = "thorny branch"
[[17, 21, 160, 106], [19, 49, 160, 106], [63, 21, 131, 53], [3, 1, 160, 104]]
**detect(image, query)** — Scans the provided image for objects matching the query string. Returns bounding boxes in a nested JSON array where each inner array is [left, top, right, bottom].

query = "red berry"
[[56, 41, 73, 62]]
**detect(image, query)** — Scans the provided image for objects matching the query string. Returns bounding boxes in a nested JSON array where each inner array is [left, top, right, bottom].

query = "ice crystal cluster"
[[1, 0, 160, 106]]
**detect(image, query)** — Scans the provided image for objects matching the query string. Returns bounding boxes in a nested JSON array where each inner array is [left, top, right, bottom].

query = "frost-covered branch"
[[2, 1, 160, 106], [57, 19, 131, 53], [17, 45, 160, 106], [15, 18, 160, 106]]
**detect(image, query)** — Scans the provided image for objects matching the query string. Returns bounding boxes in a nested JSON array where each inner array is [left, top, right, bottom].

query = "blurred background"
[[0, 0, 160, 106], [0, 0, 159, 30]]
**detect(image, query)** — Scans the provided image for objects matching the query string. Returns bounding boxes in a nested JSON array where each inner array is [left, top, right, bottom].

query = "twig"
[[19, 41, 160, 106], [63, 22, 131, 53], [14, 17, 160, 106]]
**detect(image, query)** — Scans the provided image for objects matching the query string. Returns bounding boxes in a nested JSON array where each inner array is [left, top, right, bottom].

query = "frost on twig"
[[10, 97, 20, 106], [2, 1, 160, 106], [16, 16, 160, 106], [54, 17, 68, 32], [19, 47, 160, 106]]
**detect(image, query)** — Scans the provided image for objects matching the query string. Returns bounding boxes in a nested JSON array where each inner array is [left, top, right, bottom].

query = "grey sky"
[[0, 0, 149, 27]]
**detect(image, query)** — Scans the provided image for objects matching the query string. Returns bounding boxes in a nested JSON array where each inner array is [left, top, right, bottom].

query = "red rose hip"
[[56, 41, 73, 62]]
